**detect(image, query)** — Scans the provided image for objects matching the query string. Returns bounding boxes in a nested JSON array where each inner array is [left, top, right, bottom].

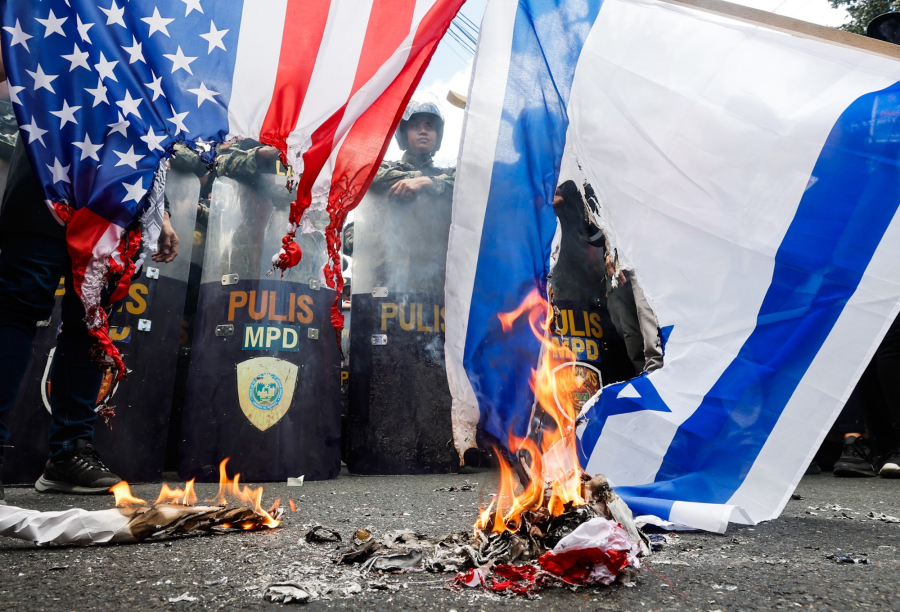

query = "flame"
[[475, 289, 587, 534], [154, 479, 198, 506], [289, 499, 297, 512], [110, 481, 147, 507], [111, 459, 279, 528], [205, 458, 281, 528], [183, 478, 198, 506]]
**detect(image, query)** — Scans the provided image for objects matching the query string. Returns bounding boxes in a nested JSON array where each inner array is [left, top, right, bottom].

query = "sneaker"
[[34, 440, 121, 494], [833, 436, 876, 477], [879, 448, 900, 478], [805, 460, 822, 475]]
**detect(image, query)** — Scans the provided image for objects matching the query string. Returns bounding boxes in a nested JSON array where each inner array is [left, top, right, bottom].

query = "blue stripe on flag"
[[587, 82, 900, 516], [463, 0, 603, 445]]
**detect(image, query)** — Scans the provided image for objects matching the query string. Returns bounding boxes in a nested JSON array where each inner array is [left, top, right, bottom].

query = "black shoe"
[[879, 448, 900, 478], [34, 440, 121, 494], [805, 460, 822, 475], [833, 436, 876, 477]]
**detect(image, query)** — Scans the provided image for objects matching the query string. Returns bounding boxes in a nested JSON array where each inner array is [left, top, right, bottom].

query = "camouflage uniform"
[[170, 143, 209, 178], [214, 140, 281, 185], [214, 140, 295, 212], [0, 100, 19, 163], [370, 151, 455, 196]]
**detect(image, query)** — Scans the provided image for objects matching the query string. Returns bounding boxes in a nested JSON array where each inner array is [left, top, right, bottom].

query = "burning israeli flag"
[[446, 0, 900, 531]]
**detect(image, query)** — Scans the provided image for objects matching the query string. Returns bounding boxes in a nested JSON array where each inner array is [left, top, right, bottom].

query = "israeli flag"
[[446, 0, 900, 532]]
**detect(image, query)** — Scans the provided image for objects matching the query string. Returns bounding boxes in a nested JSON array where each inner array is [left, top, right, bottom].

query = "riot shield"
[[0, 157, 10, 199], [347, 189, 458, 474], [0, 169, 200, 484], [548, 186, 636, 392], [177, 170, 340, 482]]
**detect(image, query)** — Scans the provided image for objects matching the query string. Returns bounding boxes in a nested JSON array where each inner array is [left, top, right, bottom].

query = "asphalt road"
[[0, 468, 898, 611]]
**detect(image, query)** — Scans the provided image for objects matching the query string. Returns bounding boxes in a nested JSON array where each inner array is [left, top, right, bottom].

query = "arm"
[[215, 145, 282, 184], [215, 147, 260, 182], [152, 211, 179, 263], [370, 161, 421, 192], [170, 144, 209, 178], [429, 172, 454, 196]]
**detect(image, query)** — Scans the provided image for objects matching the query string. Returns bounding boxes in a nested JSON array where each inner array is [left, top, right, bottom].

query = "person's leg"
[[606, 279, 645, 373], [833, 366, 876, 477], [0, 233, 69, 502], [630, 275, 664, 373], [873, 314, 900, 476], [45, 269, 103, 458], [35, 262, 120, 494], [0, 235, 68, 444]]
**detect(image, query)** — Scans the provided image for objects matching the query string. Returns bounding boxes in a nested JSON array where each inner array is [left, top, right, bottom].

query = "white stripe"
[[92, 223, 124, 259], [311, 0, 436, 200], [81, 222, 125, 327], [735, 214, 900, 522], [226, 0, 288, 140], [285, 0, 375, 170], [574, 0, 900, 493], [668, 502, 751, 534], [444, 0, 519, 456]]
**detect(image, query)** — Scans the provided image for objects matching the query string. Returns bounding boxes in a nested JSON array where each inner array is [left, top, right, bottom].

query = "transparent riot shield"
[[0, 156, 10, 200], [347, 189, 458, 474], [178, 169, 340, 482], [1, 169, 200, 484]]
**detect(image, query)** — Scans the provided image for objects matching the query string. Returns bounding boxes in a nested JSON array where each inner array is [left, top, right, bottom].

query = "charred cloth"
[[281, 472, 648, 602]]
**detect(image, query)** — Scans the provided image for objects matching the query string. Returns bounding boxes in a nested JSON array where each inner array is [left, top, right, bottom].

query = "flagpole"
[[658, 0, 900, 59]]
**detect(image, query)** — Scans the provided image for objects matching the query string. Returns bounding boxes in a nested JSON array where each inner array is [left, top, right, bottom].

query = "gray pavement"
[[0, 468, 898, 611]]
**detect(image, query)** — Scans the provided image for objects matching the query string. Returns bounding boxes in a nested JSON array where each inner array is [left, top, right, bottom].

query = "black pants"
[[836, 314, 900, 448], [0, 232, 103, 459]]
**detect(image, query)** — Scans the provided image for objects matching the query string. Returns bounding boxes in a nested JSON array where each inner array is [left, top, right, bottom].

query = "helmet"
[[394, 93, 445, 153], [867, 12, 900, 44]]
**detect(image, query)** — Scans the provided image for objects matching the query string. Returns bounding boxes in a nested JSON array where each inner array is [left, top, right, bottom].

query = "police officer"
[[370, 96, 454, 199], [346, 94, 459, 474]]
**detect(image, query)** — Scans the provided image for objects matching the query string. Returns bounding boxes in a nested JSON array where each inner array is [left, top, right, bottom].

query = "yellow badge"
[[236, 357, 299, 431], [552, 362, 602, 419]]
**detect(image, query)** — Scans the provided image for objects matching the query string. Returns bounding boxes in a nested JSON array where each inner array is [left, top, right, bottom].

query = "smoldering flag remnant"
[[1, 0, 465, 385], [0, 460, 281, 546], [0, 504, 283, 546], [453, 518, 641, 597], [445, 0, 900, 532]]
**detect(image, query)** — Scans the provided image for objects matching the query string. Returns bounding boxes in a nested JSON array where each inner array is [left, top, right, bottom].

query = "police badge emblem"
[[236, 357, 299, 431], [551, 361, 602, 420]]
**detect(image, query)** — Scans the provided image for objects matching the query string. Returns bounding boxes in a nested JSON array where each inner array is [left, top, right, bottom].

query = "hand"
[[152, 212, 179, 263], [388, 176, 434, 201], [256, 146, 281, 164]]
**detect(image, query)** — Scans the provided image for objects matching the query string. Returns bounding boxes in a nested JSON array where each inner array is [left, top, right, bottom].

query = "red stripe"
[[66, 207, 115, 297], [259, 0, 332, 151], [291, 0, 416, 215], [353, 0, 415, 92], [329, 0, 465, 206], [318, 0, 465, 345]]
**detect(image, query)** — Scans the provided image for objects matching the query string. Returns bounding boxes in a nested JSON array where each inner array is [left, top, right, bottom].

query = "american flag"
[[2, 0, 463, 380]]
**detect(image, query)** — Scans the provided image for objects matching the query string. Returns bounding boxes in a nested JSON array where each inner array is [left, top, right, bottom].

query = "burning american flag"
[[1, 0, 463, 391]]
